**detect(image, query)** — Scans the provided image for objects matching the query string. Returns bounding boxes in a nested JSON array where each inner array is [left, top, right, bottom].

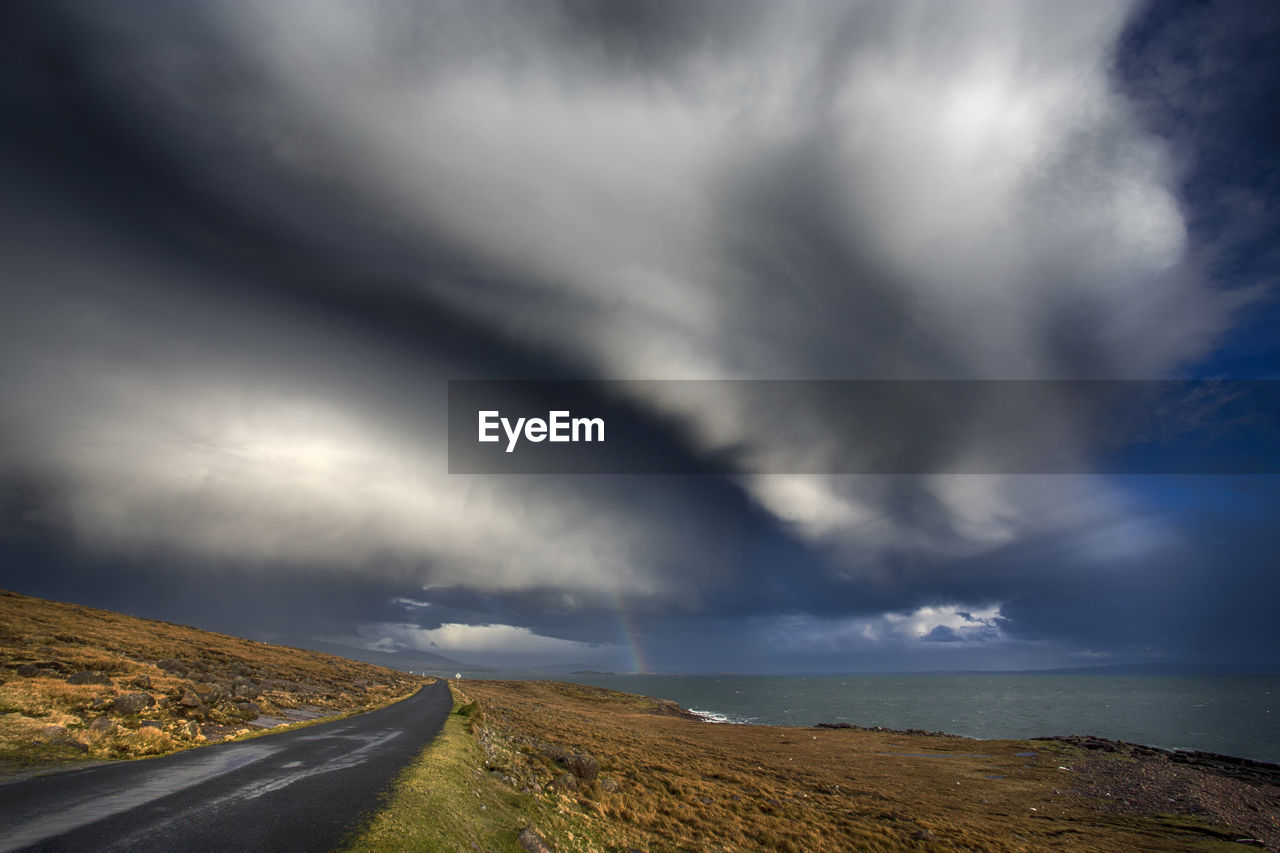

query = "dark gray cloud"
[[1, 0, 1276, 672]]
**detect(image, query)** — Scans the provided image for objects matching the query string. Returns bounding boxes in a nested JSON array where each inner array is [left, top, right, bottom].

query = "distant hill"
[[289, 639, 486, 674], [1013, 661, 1280, 676]]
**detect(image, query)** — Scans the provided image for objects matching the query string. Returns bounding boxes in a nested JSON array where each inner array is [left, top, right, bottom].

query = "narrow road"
[[0, 679, 452, 852]]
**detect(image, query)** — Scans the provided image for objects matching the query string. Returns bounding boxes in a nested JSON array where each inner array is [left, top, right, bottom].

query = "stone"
[[113, 692, 155, 716], [233, 683, 261, 700], [551, 771, 579, 792], [35, 646, 57, 656], [564, 753, 599, 781], [598, 777, 620, 793], [89, 716, 116, 734], [184, 720, 200, 739], [139, 720, 163, 730], [192, 682, 221, 704], [516, 828, 555, 853], [38, 725, 88, 753], [128, 674, 152, 689], [235, 702, 260, 720], [67, 671, 112, 686], [157, 658, 187, 674], [179, 691, 202, 707]]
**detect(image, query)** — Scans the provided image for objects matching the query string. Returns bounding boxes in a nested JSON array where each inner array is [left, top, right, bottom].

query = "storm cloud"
[[1, 0, 1276, 672]]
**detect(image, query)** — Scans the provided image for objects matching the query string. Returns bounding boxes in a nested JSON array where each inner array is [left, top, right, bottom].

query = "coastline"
[[451, 679, 1280, 851]]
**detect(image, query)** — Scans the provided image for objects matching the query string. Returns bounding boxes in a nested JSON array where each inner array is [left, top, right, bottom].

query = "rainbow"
[[613, 592, 650, 674]]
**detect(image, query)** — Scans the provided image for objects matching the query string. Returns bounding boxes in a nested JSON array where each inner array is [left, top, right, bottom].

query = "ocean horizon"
[[445, 671, 1280, 765]]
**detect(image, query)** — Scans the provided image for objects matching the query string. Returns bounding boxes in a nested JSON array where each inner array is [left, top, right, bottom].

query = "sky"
[[1, 0, 1278, 673]]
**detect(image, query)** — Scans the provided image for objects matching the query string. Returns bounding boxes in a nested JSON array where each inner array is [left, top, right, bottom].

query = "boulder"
[[516, 828, 555, 853], [67, 671, 112, 686], [192, 682, 221, 704], [157, 658, 187, 674], [89, 716, 116, 734], [113, 692, 155, 716], [232, 682, 261, 700], [127, 674, 152, 690], [564, 753, 599, 781], [179, 691, 202, 707], [38, 725, 88, 753], [234, 701, 260, 720], [183, 720, 200, 739], [550, 771, 579, 792]]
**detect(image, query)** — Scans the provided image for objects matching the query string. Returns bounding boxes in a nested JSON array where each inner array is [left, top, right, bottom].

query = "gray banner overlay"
[[448, 380, 1280, 474]]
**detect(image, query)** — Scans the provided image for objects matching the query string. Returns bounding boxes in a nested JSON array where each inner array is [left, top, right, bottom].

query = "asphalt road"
[[0, 679, 452, 852]]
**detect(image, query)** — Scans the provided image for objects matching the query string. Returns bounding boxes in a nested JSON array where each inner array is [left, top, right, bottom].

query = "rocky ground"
[[0, 589, 427, 769], [1033, 735, 1280, 850], [455, 680, 1280, 852]]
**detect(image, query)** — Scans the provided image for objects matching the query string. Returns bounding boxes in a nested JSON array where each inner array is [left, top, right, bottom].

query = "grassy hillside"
[[351, 680, 1277, 852], [0, 589, 427, 768]]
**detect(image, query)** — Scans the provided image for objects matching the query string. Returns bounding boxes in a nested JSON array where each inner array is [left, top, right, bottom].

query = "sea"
[[448, 671, 1280, 764]]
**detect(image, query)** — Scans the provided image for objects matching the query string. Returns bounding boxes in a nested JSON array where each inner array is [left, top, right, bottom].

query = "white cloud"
[[364, 621, 623, 667], [774, 603, 1006, 650], [197, 0, 1246, 569], [1, 1, 1249, 632]]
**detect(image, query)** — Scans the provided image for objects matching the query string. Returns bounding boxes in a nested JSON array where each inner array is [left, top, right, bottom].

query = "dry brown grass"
[[0, 588, 428, 768], [456, 680, 1267, 852]]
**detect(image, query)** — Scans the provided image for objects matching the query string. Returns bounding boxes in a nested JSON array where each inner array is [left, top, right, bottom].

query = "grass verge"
[[343, 686, 605, 853]]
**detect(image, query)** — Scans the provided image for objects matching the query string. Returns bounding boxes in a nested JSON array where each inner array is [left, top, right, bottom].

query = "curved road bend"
[[0, 679, 452, 852]]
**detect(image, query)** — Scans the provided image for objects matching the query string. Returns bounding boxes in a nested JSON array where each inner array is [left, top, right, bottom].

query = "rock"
[[192, 682, 221, 705], [113, 692, 155, 716], [89, 716, 117, 734], [67, 671, 112, 686], [89, 697, 114, 711], [38, 725, 88, 753], [127, 674, 152, 689], [598, 777, 620, 793], [564, 753, 599, 781], [551, 771, 579, 792], [180, 691, 202, 707], [35, 645, 57, 656], [233, 682, 261, 700], [16, 664, 46, 677], [184, 720, 200, 739], [139, 720, 163, 730], [157, 658, 187, 674], [235, 701, 260, 720], [516, 828, 555, 853]]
